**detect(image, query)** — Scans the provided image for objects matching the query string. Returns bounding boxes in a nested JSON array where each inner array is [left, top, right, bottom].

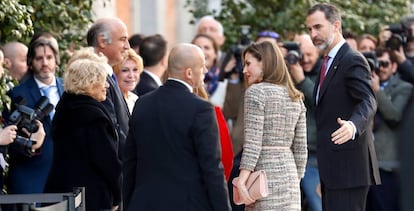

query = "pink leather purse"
[[232, 170, 269, 205]]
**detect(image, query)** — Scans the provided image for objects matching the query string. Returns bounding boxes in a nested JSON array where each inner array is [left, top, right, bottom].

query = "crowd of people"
[[0, 2, 412, 211]]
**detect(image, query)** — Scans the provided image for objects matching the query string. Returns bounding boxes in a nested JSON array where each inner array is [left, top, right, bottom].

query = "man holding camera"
[[4, 35, 63, 194], [287, 33, 323, 211], [380, 15, 414, 84], [366, 47, 413, 211]]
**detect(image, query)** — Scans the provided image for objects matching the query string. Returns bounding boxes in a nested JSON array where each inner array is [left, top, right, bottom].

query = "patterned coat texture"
[[240, 82, 308, 211]]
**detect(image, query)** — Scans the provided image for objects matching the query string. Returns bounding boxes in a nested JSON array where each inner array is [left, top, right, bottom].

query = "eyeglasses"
[[378, 60, 390, 68], [257, 31, 279, 40]]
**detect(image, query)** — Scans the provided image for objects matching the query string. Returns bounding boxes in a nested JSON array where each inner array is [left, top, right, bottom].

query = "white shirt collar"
[[325, 39, 346, 71], [104, 63, 113, 76], [167, 78, 193, 93], [34, 76, 57, 88], [327, 39, 346, 60], [144, 70, 163, 86]]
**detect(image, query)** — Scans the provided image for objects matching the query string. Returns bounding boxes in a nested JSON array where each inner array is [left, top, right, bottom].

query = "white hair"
[[196, 15, 224, 36]]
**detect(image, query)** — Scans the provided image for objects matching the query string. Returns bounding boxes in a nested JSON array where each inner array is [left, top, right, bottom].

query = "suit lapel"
[[318, 43, 350, 103], [27, 77, 42, 103]]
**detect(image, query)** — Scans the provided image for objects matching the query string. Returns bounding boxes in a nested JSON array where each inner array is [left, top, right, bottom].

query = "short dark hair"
[[343, 30, 357, 40], [129, 34, 145, 49], [308, 3, 341, 24], [376, 47, 397, 63], [27, 38, 59, 70], [139, 34, 167, 67]]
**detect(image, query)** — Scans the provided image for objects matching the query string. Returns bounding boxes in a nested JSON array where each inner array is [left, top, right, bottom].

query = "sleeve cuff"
[[348, 121, 357, 140]]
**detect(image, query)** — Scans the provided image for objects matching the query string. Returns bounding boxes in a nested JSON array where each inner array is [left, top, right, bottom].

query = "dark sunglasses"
[[257, 31, 279, 40], [378, 60, 390, 68]]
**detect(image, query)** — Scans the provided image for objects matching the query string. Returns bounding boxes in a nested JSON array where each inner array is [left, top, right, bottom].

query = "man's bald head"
[[87, 17, 130, 66], [168, 43, 206, 88], [3, 42, 27, 58], [196, 16, 225, 47], [87, 17, 127, 47], [3, 41, 28, 80], [294, 34, 321, 72]]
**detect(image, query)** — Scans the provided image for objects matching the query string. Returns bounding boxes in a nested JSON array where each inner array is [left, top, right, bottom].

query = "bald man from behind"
[[123, 43, 231, 211], [3, 41, 28, 81]]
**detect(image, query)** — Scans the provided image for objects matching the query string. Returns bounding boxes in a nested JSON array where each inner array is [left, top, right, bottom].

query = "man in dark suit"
[[133, 34, 167, 96], [306, 3, 381, 211], [87, 17, 131, 159], [5, 38, 63, 194], [123, 43, 231, 211]]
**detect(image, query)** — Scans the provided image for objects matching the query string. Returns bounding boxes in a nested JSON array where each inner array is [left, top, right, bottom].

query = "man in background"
[[3, 42, 28, 81], [87, 17, 131, 159]]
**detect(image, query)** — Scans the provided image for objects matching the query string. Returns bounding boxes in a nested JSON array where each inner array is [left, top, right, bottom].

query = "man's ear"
[[3, 58, 11, 69], [97, 34, 107, 49], [184, 67, 193, 81]]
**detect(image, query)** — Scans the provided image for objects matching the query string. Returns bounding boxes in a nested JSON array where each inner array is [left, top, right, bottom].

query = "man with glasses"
[[366, 47, 413, 211]]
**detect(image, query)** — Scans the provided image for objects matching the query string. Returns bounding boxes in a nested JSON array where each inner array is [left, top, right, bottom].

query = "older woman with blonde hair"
[[113, 48, 144, 112], [45, 47, 121, 211]]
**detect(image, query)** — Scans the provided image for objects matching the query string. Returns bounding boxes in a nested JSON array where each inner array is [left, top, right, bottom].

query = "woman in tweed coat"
[[233, 41, 308, 210]]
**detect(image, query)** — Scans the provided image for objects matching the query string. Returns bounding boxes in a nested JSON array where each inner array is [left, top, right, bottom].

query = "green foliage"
[[0, 0, 33, 42], [185, 0, 410, 50], [0, 0, 105, 75], [0, 0, 104, 114]]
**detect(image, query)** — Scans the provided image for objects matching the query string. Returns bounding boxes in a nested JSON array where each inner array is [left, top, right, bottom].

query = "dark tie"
[[319, 56, 331, 88], [111, 74, 118, 86]]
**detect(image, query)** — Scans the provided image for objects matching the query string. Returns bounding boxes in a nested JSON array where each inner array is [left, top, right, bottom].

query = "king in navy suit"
[[306, 3, 381, 211]]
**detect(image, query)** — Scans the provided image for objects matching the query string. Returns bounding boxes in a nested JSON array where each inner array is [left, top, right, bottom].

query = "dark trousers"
[[366, 169, 399, 211], [321, 182, 369, 211], [228, 152, 244, 211]]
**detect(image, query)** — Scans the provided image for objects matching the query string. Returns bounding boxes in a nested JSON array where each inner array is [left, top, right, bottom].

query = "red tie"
[[319, 56, 330, 88]]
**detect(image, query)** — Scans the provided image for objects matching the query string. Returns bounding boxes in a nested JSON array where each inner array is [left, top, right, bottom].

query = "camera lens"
[[285, 51, 301, 64], [386, 34, 403, 51]]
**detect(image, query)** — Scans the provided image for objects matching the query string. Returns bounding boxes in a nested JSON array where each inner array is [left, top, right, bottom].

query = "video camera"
[[220, 25, 252, 80], [386, 15, 414, 50], [362, 51, 379, 73], [6, 96, 53, 157], [283, 41, 302, 65]]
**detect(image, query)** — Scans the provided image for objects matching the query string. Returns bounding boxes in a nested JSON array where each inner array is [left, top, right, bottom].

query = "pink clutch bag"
[[232, 170, 269, 205]]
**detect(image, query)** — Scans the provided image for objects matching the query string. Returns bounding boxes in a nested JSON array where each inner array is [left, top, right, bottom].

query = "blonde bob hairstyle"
[[113, 48, 144, 75], [64, 47, 109, 95]]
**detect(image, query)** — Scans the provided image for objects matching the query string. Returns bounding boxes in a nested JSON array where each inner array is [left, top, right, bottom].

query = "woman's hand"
[[235, 169, 255, 205]]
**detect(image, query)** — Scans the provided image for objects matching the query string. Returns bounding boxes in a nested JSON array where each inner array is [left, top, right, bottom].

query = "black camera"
[[6, 96, 53, 156], [220, 25, 252, 80], [386, 24, 410, 51], [283, 41, 302, 65], [362, 51, 379, 73], [386, 15, 414, 51]]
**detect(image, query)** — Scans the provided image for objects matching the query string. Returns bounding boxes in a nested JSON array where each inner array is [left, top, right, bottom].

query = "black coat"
[[133, 71, 159, 96], [123, 80, 231, 211], [45, 92, 121, 210], [102, 75, 130, 160]]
